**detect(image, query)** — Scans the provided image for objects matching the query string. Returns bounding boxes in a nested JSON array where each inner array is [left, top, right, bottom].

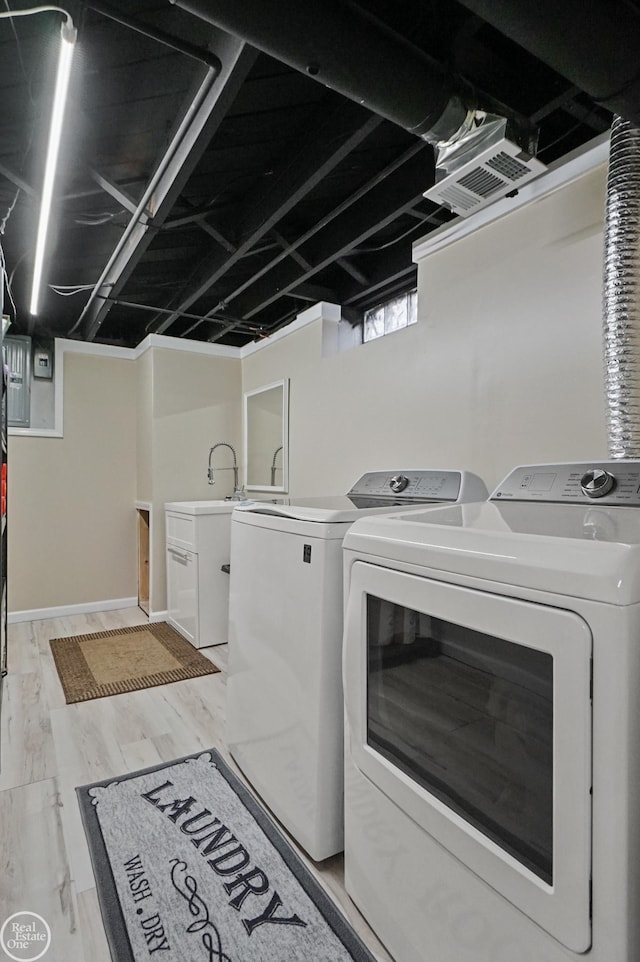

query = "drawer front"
[[166, 511, 196, 550]]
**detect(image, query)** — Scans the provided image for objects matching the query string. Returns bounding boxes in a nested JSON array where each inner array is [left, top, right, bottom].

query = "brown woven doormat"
[[50, 622, 219, 704]]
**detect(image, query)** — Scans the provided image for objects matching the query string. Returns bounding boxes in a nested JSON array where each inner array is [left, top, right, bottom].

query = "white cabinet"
[[166, 544, 198, 645], [165, 501, 235, 648]]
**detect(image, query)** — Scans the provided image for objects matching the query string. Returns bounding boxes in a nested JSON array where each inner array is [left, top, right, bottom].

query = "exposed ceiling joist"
[[0, 161, 35, 197], [271, 228, 313, 272], [286, 282, 338, 303], [193, 218, 237, 249], [336, 257, 369, 285], [209, 147, 432, 340], [90, 168, 138, 214], [163, 202, 237, 251], [0, 0, 623, 349], [342, 243, 421, 309], [151, 97, 383, 334], [239, 150, 433, 320]]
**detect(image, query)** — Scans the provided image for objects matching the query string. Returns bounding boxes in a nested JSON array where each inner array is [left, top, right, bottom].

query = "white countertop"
[[165, 499, 241, 515]]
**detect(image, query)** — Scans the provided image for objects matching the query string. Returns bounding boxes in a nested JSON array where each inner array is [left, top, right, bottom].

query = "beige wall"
[[9, 352, 137, 612], [8, 158, 610, 617], [243, 164, 608, 495], [140, 347, 241, 614], [9, 344, 241, 617], [136, 347, 153, 504]]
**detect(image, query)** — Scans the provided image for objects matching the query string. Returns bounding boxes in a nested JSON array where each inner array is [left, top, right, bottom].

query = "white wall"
[[243, 163, 609, 495]]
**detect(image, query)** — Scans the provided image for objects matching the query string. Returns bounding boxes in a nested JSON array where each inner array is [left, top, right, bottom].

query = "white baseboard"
[[8, 596, 141, 625], [148, 610, 168, 623]]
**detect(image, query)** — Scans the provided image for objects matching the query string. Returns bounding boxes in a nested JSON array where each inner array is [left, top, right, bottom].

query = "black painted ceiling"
[[0, 1, 624, 348]]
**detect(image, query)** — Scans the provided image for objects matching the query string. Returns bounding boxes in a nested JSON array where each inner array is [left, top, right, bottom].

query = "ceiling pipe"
[[72, 32, 256, 341], [86, 1, 222, 72], [455, 0, 640, 127], [170, 0, 528, 146]]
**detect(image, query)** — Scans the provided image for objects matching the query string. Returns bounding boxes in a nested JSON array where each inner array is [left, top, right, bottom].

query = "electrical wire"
[[0, 189, 20, 236], [8, 248, 27, 289], [2, 0, 36, 106], [74, 209, 126, 225], [49, 283, 96, 295], [51, 289, 253, 329], [0, 2, 47, 236], [48, 277, 183, 297], [537, 107, 596, 158], [351, 204, 448, 253], [98, 295, 246, 327], [0, 5, 72, 28]]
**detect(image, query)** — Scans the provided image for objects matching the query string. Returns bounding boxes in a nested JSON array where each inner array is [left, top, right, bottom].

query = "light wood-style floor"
[[0, 607, 392, 961]]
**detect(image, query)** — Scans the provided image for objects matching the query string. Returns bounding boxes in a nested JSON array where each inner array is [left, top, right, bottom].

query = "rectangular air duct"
[[424, 114, 546, 216]]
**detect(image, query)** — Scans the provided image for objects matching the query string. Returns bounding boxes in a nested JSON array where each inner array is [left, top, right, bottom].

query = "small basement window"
[[363, 289, 417, 342]]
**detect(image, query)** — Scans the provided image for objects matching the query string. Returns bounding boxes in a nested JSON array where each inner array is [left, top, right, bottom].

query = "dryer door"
[[343, 561, 592, 953]]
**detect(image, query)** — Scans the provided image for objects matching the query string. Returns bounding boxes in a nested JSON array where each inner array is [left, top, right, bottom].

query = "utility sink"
[[165, 500, 239, 648], [164, 499, 240, 516]]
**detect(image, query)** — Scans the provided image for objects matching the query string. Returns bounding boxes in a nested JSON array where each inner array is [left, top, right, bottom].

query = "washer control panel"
[[390, 474, 410, 493], [580, 468, 616, 499], [492, 461, 640, 505], [349, 470, 462, 502]]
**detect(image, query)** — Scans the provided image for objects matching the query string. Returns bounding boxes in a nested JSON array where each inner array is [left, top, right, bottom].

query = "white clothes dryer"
[[342, 460, 640, 962], [226, 469, 487, 861]]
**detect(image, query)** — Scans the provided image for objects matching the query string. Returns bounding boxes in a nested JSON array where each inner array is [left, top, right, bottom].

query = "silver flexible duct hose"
[[603, 115, 640, 458]]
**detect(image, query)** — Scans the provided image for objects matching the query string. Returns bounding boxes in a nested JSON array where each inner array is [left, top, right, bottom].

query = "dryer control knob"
[[390, 474, 409, 493], [580, 469, 615, 499]]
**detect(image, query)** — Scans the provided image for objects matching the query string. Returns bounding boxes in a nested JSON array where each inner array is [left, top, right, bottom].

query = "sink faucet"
[[208, 442, 242, 495], [270, 445, 283, 486]]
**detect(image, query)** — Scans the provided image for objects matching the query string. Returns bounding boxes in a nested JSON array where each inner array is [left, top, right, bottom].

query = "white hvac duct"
[[603, 116, 640, 459]]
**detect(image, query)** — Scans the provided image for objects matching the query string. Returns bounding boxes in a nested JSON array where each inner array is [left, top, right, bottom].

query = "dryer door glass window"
[[366, 595, 554, 883]]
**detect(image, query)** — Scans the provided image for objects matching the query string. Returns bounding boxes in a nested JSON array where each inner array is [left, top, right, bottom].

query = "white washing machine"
[[226, 469, 488, 861], [342, 460, 640, 962]]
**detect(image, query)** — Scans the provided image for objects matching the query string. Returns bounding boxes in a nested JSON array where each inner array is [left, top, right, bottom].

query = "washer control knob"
[[580, 469, 615, 499], [390, 474, 409, 493]]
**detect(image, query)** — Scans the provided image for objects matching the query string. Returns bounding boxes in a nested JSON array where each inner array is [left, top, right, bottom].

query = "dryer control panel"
[[492, 460, 640, 505]]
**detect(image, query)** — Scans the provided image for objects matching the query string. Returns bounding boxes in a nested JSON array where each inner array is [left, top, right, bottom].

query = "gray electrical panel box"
[[5, 335, 31, 427], [33, 347, 53, 379]]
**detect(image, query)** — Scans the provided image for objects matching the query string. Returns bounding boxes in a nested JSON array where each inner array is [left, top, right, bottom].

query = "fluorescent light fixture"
[[30, 18, 77, 316]]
